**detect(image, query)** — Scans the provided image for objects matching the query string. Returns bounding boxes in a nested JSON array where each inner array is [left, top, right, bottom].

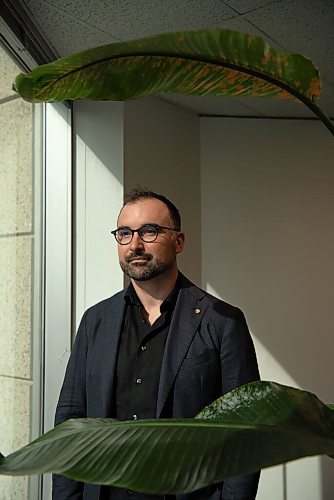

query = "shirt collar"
[[124, 272, 182, 312]]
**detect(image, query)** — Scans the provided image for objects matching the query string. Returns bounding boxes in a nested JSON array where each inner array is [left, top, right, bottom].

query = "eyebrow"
[[117, 223, 159, 229]]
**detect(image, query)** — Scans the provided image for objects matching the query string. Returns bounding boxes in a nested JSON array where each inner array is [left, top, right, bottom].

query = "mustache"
[[125, 252, 153, 263]]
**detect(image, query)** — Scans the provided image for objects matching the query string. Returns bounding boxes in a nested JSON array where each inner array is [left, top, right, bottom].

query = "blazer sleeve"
[[219, 308, 260, 500], [52, 312, 89, 500]]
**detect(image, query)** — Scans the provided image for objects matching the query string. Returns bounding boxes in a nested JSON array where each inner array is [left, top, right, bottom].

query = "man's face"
[[116, 198, 184, 281]]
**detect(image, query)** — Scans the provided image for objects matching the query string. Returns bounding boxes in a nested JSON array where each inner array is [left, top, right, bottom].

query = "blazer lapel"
[[156, 280, 207, 417], [97, 291, 126, 416]]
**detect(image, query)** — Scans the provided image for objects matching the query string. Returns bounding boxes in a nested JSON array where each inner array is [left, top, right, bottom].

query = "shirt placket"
[[129, 308, 165, 421]]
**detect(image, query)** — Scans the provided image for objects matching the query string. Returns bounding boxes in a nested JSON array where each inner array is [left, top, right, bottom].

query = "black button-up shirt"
[[115, 275, 181, 421], [101, 277, 181, 500]]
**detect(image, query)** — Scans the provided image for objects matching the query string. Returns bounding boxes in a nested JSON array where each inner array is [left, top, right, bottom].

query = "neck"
[[131, 267, 179, 312]]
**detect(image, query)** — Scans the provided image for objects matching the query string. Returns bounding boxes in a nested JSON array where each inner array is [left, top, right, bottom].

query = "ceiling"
[[19, 0, 334, 119]]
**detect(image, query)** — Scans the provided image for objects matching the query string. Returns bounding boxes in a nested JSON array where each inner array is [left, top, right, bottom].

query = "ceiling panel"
[[23, 0, 119, 56], [222, 0, 282, 15], [24, 0, 237, 44], [158, 93, 324, 119], [82, 0, 235, 40], [210, 13, 285, 50], [157, 92, 266, 116], [232, 96, 315, 118]]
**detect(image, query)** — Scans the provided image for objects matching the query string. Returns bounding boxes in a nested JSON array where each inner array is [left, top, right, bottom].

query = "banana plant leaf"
[[12, 29, 333, 135], [1, 381, 334, 494]]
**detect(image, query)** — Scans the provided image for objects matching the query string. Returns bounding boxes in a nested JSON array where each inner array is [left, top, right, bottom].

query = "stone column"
[[0, 44, 34, 500]]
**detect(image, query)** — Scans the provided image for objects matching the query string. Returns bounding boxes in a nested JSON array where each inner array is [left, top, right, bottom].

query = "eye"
[[118, 228, 132, 238], [141, 225, 157, 236]]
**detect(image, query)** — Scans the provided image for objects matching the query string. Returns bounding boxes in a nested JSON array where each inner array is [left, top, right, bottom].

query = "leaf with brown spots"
[[13, 28, 333, 134]]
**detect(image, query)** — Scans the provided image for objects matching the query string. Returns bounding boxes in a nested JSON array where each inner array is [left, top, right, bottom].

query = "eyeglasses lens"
[[116, 225, 159, 244], [138, 225, 158, 242], [115, 229, 129, 244]]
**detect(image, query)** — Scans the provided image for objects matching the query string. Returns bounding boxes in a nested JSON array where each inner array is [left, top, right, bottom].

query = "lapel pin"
[[194, 308, 201, 314]]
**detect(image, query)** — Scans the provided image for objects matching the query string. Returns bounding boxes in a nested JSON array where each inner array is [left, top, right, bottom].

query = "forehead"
[[118, 198, 171, 226]]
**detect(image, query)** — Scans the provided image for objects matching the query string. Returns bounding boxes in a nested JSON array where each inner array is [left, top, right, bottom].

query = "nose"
[[129, 231, 144, 251]]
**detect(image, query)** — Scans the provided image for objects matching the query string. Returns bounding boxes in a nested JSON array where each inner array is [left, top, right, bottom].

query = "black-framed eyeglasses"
[[111, 224, 179, 245]]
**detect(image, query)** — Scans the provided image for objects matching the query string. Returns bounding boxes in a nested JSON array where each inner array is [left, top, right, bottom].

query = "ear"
[[175, 232, 185, 254]]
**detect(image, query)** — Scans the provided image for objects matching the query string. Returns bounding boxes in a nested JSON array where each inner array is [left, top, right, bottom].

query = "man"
[[53, 188, 260, 500]]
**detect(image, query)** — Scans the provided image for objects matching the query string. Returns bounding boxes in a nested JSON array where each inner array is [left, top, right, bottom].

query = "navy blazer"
[[53, 275, 260, 500]]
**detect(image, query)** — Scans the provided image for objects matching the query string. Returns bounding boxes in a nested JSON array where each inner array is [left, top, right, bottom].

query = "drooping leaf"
[[1, 381, 334, 494], [12, 29, 333, 135]]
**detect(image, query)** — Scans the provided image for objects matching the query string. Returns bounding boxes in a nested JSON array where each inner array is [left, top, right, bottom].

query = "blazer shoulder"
[[181, 275, 246, 325], [205, 292, 246, 325], [83, 289, 126, 320]]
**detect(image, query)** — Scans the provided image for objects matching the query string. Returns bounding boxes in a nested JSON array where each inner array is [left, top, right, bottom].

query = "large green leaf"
[[1, 381, 334, 493], [13, 29, 333, 135]]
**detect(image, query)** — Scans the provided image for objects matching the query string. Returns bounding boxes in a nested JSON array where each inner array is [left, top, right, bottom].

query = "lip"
[[128, 257, 148, 263]]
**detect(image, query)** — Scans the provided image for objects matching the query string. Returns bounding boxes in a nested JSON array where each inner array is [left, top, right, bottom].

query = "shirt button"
[[136, 378, 142, 384], [132, 414, 138, 420], [141, 345, 147, 351]]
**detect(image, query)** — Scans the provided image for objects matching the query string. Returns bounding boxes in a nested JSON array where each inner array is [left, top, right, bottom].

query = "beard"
[[120, 251, 171, 281]]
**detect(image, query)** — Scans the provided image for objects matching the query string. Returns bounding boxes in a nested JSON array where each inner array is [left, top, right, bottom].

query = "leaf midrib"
[[9, 418, 334, 455], [34, 53, 303, 103]]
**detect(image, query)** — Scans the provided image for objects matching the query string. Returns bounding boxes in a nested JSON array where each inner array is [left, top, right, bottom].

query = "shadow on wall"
[[201, 118, 334, 500]]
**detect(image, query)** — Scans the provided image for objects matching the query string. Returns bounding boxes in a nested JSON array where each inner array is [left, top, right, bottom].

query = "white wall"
[[124, 96, 201, 284], [74, 100, 124, 327], [200, 117, 334, 500]]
